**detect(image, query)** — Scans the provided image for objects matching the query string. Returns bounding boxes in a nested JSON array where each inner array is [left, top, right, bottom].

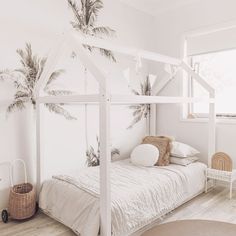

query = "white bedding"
[[39, 159, 206, 236]]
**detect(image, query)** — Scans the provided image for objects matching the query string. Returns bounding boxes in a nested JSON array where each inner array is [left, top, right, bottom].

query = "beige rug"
[[142, 220, 236, 236]]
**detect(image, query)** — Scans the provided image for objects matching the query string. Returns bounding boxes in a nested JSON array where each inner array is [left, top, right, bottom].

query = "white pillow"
[[131, 144, 159, 167], [171, 141, 200, 158], [170, 156, 199, 166]]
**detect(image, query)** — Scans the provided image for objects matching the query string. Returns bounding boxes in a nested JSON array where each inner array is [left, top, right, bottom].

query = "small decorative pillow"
[[171, 141, 200, 158], [131, 144, 159, 167], [170, 156, 199, 166], [142, 136, 172, 166]]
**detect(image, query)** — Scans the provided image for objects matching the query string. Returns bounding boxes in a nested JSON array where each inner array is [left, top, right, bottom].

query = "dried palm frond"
[[86, 136, 120, 167], [0, 43, 77, 120], [46, 69, 65, 86], [44, 103, 77, 120], [7, 99, 27, 113], [111, 148, 120, 157], [67, 0, 116, 62], [127, 76, 151, 129], [86, 146, 99, 167], [46, 90, 73, 96], [0, 69, 13, 81], [92, 26, 115, 37], [98, 48, 116, 62], [13, 80, 28, 92]]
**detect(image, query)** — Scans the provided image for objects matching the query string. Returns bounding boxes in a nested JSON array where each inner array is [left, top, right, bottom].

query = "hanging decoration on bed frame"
[[67, 0, 117, 62], [86, 136, 120, 167], [127, 75, 151, 129], [0, 43, 76, 120]]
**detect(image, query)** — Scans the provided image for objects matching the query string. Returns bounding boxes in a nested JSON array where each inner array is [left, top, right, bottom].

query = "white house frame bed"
[[35, 30, 216, 236]]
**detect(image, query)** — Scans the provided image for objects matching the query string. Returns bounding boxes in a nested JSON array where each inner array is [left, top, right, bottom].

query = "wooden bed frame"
[[34, 29, 216, 236]]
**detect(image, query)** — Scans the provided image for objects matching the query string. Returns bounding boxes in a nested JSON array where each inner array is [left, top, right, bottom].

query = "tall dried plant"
[[127, 76, 151, 129], [0, 43, 76, 120], [86, 136, 120, 167], [67, 0, 116, 62]]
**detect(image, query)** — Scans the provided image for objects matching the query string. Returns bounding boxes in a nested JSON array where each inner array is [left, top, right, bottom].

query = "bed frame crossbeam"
[[34, 35, 69, 97], [72, 32, 181, 66], [38, 94, 100, 104], [111, 95, 214, 104], [33, 30, 216, 236], [38, 94, 214, 105], [181, 61, 216, 166]]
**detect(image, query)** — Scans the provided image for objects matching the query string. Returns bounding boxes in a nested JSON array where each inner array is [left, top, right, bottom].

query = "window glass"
[[189, 49, 236, 116]]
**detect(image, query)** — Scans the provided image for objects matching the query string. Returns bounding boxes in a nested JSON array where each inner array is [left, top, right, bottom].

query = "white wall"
[[1, 0, 235, 215], [153, 0, 236, 165], [0, 0, 156, 210]]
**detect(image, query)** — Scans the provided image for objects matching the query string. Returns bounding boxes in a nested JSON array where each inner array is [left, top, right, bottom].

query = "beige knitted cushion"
[[142, 136, 171, 166]]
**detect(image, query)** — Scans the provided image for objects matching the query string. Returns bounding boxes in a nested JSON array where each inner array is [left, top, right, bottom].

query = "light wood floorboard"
[[1, 186, 236, 236]]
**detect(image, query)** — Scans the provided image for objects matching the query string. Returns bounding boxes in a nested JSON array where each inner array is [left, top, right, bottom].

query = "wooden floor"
[[1, 186, 236, 236]]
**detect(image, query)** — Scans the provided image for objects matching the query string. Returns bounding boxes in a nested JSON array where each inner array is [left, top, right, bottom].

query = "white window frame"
[[180, 20, 236, 123], [187, 50, 236, 119]]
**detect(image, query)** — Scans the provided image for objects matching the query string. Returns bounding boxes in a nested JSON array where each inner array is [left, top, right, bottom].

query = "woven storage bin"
[[8, 183, 36, 220], [8, 159, 36, 220]]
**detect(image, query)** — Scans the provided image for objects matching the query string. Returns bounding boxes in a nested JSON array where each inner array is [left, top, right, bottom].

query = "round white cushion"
[[131, 144, 159, 167]]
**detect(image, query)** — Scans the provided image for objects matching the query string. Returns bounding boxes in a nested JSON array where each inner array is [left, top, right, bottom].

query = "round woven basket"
[[8, 183, 36, 220], [8, 159, 36, 220]]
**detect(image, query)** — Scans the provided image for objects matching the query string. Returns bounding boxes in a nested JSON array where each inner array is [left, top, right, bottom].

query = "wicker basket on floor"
[[8, 183, 36, 220], [8, 159, 36, 220]]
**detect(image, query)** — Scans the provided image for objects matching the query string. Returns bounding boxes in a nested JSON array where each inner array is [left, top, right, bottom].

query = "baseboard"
[[207, 179, 236, 190]]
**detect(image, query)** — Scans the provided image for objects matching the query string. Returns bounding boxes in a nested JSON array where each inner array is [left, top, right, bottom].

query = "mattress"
[[39, 160, 206, 236]]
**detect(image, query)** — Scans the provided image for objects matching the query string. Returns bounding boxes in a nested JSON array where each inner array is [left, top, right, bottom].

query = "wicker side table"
[[205, 168, 236, 199]]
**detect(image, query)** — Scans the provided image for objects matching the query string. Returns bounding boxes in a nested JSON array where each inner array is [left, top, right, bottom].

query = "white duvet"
[[39, 159, 206, 236]]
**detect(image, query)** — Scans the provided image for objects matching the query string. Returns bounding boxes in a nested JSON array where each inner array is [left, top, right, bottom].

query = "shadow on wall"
[[0, 161, 29, 211], [0, 188, 10, 211], [15, 105, 36, 185]]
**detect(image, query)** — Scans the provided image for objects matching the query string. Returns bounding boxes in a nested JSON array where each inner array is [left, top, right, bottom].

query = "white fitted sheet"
[[39, 160, 206, 236]]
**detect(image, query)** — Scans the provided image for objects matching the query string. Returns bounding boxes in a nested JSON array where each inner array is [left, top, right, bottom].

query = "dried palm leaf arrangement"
[[67, 0, 116, 62], [86, 136, 120, 167], [0, 43, 76, 120], [128, 76, 151, 129]]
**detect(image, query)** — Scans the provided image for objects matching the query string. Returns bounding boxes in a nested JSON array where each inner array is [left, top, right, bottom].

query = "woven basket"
[[8, 159, 36, 220]]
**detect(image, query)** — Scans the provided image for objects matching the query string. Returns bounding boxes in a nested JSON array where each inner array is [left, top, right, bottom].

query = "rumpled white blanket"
[[52, 160, 188, 236]]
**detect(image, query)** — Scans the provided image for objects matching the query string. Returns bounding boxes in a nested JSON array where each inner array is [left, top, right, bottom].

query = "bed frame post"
[[36, 100, 41, 196], [99, 79, 111, 236], [150, 104, 156, 135], [208, 91, 216, 167], [34, 34, 68, 96], [181, 61, 216, 167]]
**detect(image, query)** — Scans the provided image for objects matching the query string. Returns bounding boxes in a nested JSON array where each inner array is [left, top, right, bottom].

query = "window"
[[187, 49, 236, 119]]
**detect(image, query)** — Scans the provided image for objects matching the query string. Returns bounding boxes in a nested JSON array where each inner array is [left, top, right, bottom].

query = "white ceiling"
[[119, 0, 202, 16]]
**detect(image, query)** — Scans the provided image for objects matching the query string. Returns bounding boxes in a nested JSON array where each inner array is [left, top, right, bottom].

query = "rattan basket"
[[4, 159, 36, 221]]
